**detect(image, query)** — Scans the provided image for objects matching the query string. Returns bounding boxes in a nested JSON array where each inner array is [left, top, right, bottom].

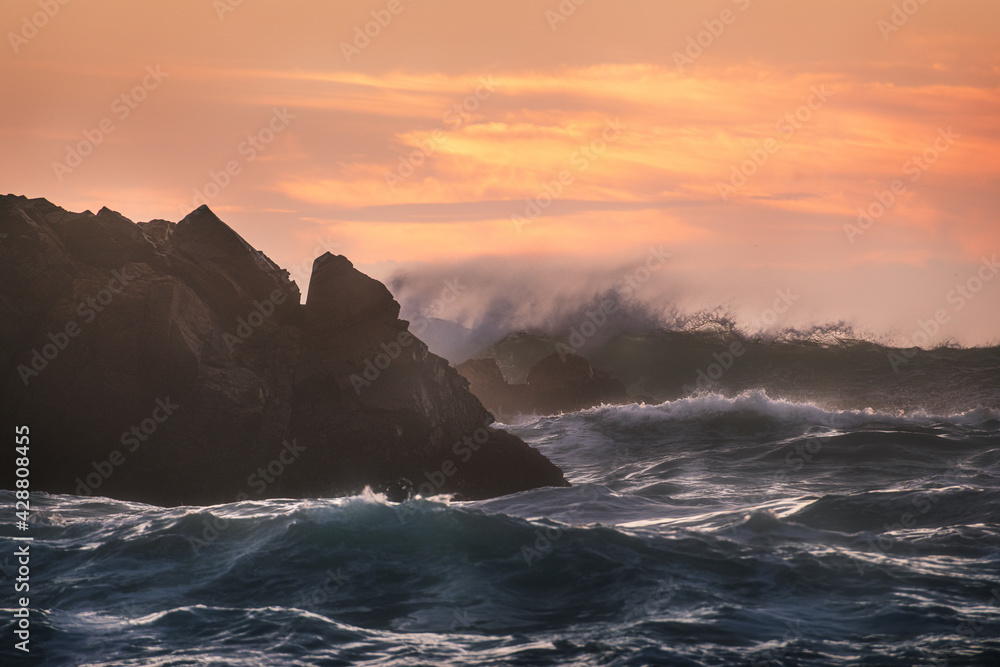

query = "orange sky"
[[2, 0, 999, 345]]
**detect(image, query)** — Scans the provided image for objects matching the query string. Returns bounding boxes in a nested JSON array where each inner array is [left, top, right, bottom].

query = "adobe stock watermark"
[[245, 439, 307, 495], [51, 66, 169, 182], [213, 0, 244, 21], [340, 0, 412, 63], [186, 438, 306, 554], [293, 564, 370, 610], [545, 0, 588, 30], [74, 396, 180, 496], [17, 266, 140, 386], [746, 288, 800, 331], [682, 288, 799, 394], [770, 436, 823, 487], [681, 341, 746, 395], [556, 246, 672, 359], [878, 0, 931, 41], [512, 117, 626, 233], [888, 255, 998, 371], [393, 418, 497, 525], [450, 608, 477, 631], [673, 0, 751, 72], [350, 279, 465, 394], [845, 127, 958, 243], [520, 491, 599, 566], [295, 568, 349, 609], [930, 588, 1000, 667], [178, 107, 295, 215], [622, 577, 677, 624], [8, 0, 71, 54], [717, 85, 831, 201], [852, 490, 941, 576], [410, 421, 492, 501], [222, 289, 290, 353], [522, 523, 565, 565], [385, 76, 501, 190]]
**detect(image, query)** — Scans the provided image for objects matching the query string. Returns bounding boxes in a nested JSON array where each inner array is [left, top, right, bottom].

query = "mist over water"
[[381, 253, 1000, 359]]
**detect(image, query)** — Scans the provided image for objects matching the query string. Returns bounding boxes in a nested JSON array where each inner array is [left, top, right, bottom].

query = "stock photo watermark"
[[179, 107, 295, 215], [845, 127, 958, 243], [878, 0, 931, 40], [622, 577, 677, 624], [673, 0, 751, 72], [7, 0, 71, 54], [717, 85, 831, 201], [852, 490, 941, 575], [385, 76, 502, 190], [75, 397, 180, 496], [888, 255, 998, 371], [222, 289, 290, 353], [512, 117, 626, 232], [545, 0, 588, 30], [682, 288, 799, 394], [350, 278, 466, 394], [771, 437, 823, 487], [292, 564, 372, 611], [213, 0, 243, 21], [392, 419, 495, 525], [340, 0, 413, 63], [186, 438, 306, 554], [556, 246, 671, 359], [51, 65, 169, 182], [519, 489, 601, 566], [16, 265, 141, 386]]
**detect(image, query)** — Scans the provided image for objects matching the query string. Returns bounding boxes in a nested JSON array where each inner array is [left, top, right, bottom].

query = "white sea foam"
[[549, 390, 1000, 430]]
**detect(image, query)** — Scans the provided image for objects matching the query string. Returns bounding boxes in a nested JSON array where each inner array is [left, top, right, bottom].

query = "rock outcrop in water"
[[0, 195, 567, 505], [456, 352, 630, 416]]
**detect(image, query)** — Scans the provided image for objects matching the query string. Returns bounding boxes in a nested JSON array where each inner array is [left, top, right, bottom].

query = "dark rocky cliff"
[[0, 195, 567, 505]]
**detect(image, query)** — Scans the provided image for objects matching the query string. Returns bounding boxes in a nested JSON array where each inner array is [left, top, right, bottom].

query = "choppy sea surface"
[[3, 384, 1000, 665]]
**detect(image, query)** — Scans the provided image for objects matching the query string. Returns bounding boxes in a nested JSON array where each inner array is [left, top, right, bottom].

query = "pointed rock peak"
[[178, 204, 224, 228], [181, 204, 226, 225], [94, 206, 134, 227], [312, 252, 354, 275], [306, 252, 398, 326], [175, 204, 256, 255]]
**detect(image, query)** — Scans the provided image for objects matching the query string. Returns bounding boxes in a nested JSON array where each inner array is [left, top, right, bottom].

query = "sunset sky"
[[3, 0, 999, 345]]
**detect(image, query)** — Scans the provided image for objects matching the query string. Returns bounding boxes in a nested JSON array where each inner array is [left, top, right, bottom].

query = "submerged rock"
[[0, 195, 567, 505], [457, 352, 630, 417]]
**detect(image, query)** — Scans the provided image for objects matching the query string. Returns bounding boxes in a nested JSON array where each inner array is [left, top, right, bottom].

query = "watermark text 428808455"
[[13, 425, 33, 654]]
